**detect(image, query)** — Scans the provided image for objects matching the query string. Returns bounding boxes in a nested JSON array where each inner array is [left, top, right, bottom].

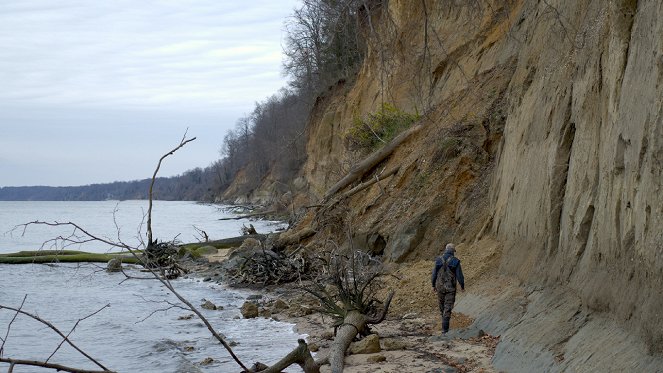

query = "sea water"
[[0, 201, 303, 372]]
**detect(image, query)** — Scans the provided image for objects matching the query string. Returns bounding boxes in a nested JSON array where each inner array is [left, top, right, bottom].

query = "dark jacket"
[[431, 252, 465, 290]]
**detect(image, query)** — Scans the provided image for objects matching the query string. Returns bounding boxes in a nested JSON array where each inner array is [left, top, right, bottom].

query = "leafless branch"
[[147, 130, 196, 246], [0, 304, 110, 371], [0, 295, 27, 358], [134, 296, 188, 324], [46, 303, 111, 363], [0, 357, 113, 373]]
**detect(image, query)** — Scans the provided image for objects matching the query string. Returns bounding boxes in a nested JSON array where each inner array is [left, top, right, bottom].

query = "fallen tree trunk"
[[180, 234, 266, 251], [329, 290, 394, 373], [275, 228, 316, 247], [323, 124, 422, 201], [337, 166, 399, 200], [218, 210, 276, 221], [329, 310, 367, 373], [0, 251, 140, 265], [251, 291, 394, 373]]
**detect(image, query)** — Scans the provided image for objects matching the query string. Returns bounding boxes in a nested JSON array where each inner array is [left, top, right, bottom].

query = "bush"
[[346, 103, 419, 151]]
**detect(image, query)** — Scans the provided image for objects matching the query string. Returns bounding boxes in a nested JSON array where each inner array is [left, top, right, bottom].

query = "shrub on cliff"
[[346, 103, 420, 151]]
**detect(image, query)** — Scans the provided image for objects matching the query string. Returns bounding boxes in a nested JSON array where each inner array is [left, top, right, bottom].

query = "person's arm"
[[456, 261, 465, 290], [431, 258, 441, 288]]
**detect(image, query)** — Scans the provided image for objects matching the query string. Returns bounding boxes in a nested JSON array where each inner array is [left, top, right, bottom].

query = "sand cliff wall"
[[294, 0, 663, 360]]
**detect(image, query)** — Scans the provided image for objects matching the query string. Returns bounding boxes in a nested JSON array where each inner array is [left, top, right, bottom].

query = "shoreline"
[[187, 254, 499, 372]]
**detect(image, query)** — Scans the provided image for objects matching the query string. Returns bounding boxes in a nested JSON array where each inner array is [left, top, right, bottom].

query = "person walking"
[[431, 243, 465, 335]]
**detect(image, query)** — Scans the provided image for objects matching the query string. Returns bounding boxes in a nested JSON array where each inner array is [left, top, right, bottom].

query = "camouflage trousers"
[[436, 289, 456, 332]]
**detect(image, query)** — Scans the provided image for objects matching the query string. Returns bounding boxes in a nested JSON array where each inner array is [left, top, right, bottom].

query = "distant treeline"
[[3, 1, 376, 202], [212, 0, 372, 197], [0, 167, 221, 201]]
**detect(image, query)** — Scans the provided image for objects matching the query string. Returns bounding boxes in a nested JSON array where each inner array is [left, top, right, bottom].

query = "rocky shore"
[[183, 252, 500, 373]]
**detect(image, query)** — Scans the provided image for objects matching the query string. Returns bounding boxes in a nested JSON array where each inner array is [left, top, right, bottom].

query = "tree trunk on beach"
[[329, 310, 367, 373]]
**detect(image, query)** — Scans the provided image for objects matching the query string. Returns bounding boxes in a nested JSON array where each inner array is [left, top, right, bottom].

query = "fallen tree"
[[323, 124, 422, 201], [248, 249, 395, 373]]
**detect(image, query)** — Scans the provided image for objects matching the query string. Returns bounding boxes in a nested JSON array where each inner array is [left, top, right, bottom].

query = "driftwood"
[[241, 224, 258, 235], [218, 210, 276, 221], [251, 339, 320, 373], [228, 249, 308, 285], [200, 234, 267, 249], [323, 124, 422, 201]]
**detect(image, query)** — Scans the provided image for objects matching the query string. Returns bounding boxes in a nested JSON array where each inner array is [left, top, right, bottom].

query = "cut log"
[[323, 124, 422, 201]]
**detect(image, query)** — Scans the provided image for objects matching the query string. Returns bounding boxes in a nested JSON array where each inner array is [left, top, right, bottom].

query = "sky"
[[0, 0, 300, 187]]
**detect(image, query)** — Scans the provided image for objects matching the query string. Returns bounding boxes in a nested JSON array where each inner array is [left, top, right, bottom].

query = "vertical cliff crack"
[[574, 204, 595, 260], [547, 94, 576, 256]]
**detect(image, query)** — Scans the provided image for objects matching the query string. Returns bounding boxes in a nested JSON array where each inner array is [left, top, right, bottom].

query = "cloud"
[[0, 0, 298, 110], [0, 0, 301, 186]]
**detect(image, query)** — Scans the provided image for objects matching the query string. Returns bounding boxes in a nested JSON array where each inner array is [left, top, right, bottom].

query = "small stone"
[[300, 305, 314, 315], [349, 334, 381, 354], [183, 346, 194, 352], [106, 258, 122, 272], [272, 299, 289, 311], [402, 312, 418, 319], [203, 277, 212, 282], [247, 294, 262, 300], [200, 357, 214, 365], [259, 308, 272, 318], [201, 300, 217, 310], [381, 339, 406, 351], [321, 331, 334, 340], [241, 301, 259, 318], [178, 314, 194, 320], [367, 354, 386, 363], [308, 343, 319, 352]]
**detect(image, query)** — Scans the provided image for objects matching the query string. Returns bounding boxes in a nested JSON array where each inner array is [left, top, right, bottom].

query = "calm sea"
[[0, 201, 304, 373]]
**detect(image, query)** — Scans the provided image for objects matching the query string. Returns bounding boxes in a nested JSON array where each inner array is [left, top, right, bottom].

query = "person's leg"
[[442, 291, 456, 333], [436, 288, 446, 331]]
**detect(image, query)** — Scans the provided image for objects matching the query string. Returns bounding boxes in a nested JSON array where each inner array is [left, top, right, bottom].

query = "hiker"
[[431, 243, 465, 334]]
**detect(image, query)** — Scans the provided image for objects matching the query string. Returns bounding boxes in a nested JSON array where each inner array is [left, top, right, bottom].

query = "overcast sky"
[[0, 0, 299, 187]]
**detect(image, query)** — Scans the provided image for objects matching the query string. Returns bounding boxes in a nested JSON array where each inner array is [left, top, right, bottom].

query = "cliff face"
[[292, 0, 663, 360], [488, 0, 663, 352]]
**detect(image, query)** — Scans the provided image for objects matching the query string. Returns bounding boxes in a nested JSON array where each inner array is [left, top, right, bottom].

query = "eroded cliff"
[[241, 0, 663, 370]]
